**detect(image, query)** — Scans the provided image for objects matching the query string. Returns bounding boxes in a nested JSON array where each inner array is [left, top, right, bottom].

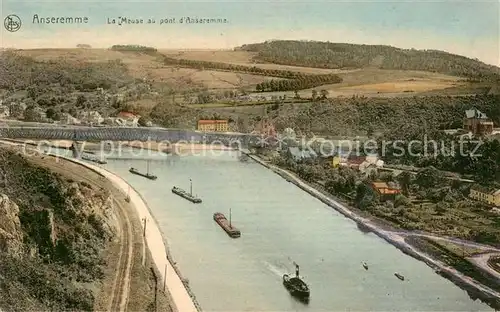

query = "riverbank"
[[246, 153, 500, 308], [24, 147, 200, 312], [65, 157, 200, 312]]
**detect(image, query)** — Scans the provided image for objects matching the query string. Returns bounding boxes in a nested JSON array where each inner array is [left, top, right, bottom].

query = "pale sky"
[[1, 0, 499, 66]]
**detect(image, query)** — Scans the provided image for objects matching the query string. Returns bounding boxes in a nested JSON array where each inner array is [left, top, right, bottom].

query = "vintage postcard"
[[1, 0, 500, 311]]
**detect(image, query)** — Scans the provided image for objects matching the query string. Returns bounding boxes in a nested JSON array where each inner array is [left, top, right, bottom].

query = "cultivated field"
[[160, 49, 256, 64], [312, 69, 466, 97], [147, 67, 282, 89]]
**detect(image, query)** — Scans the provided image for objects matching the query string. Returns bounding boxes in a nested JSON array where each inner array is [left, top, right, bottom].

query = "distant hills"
[[238, 40, 500, 81]]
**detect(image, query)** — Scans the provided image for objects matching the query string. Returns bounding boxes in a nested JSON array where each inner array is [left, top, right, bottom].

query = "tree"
[[76, 95, 86, 107], [237, 116, 249, 133], [138, 116, 150, 127], [355, 183, 376, 210], [45, 108, 61, 121], [394, 194, 411, 208], [27, 86, 38, 100], [415, 166, 444, 188], [312, 89, 318, 100], [23, 105, 38, 122], [320, 89, 329, 99], [197, 92, 212, 104], [397, 171, 412, 196], [37, 98, 52, 107]]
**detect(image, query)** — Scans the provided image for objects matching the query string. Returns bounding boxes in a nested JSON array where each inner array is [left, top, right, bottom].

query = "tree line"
[[110, 45, 157, 54], [162, 56, 342, 92], [239, 40, 500, 81], [255, 74, 341, 92]]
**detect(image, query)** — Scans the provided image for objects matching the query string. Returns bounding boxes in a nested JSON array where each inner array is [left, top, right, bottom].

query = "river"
[[47, 147, 492, 311]]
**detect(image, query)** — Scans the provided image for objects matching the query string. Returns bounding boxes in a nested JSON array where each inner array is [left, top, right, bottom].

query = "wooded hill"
[[238, 40, 500, 81]]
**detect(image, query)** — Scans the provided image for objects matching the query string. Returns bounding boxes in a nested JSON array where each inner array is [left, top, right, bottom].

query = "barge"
[[129, 167, 157, 180], [81, 154, 107, 164], [172, 179, 202, 203], [129, 160, 157, 180], [213, 211, 240, 238], [283, 263, 310, 302], [172, 186, 202, 203]]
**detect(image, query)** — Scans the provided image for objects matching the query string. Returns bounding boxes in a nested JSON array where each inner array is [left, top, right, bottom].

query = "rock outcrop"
[[0, 194, 23, 257], [0, 147, 116, 311]]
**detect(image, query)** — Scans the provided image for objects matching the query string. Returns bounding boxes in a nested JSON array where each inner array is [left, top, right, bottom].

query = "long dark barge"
[[129, 167, 157, 180], [213, 212, 240, 238], [171, 186, 202, 203], [81, 154, 107, 164]]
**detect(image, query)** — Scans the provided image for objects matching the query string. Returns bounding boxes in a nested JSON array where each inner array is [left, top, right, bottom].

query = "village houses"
[[78, 110, 104, 125], [197, 119, 229, 132], [463, 108, 494, 136], [103, 111, 140, 127], [370, 181, 401, 201], [469, 185, 500, 207], [0, 102, 10, 118]]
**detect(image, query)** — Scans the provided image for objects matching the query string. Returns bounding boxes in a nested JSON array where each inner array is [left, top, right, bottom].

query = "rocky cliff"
[[0, 194, 23, 257], [0, 148, 115, 311]]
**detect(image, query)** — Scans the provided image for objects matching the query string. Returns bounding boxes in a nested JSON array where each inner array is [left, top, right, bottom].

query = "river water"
[[47, 147, 492, 311]]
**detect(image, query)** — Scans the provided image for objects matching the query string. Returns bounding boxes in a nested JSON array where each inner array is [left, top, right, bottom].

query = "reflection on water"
[[46, 147, 493, 311]]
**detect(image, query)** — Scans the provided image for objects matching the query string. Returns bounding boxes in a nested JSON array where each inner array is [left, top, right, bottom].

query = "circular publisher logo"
[[4, 14, 21, 32]]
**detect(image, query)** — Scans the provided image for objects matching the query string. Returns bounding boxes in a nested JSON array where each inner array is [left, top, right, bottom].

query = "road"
[[469, 254, 500, 280], [40, 154, 134, 312]]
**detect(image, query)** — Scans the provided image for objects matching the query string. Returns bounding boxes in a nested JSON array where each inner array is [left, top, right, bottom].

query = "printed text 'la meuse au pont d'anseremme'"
[[107, 16, 229, 25], [31, 14, 228, 25]]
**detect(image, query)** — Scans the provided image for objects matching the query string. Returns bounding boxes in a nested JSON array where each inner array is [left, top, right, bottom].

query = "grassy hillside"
[[239, 40, 500, 81], [0, 51, 132, 92]]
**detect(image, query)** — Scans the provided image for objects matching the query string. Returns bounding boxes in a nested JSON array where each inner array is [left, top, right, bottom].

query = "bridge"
[[0, 126, 263, 147]]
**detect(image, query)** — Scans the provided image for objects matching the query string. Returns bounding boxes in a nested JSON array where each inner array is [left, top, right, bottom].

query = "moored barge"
[[129, 167, 157, 180], [213, 212, 240, 238], [172, 179, 202, 203], [81, 154, 107, 164], [172, 186, 202, 203], [129, 160, 157, 180]]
